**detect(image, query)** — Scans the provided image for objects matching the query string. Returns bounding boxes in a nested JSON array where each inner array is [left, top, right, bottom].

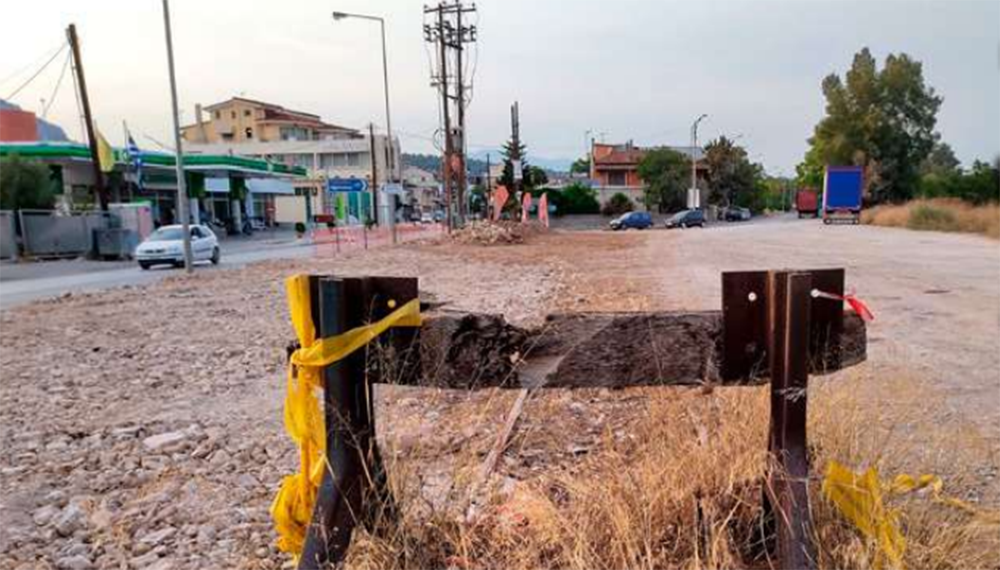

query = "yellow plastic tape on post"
[[822, 461, 906, 569], [823, 460, 1000, 570], [270, 275, 421, 557]]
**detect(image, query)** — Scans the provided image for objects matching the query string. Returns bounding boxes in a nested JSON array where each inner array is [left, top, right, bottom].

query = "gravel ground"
[[1, 221, 997, 569]]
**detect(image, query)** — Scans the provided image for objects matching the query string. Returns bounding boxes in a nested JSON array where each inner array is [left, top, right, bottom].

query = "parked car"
[[135, 224, 220, 270], [609, 211, 653, 231], [722, 206, 751, 222], [664, 209, 706, 229], [420, 212, 434, 224], [433, 211, 446, 223]]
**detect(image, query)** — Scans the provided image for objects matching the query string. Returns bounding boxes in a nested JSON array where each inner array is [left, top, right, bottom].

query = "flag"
[[493, 185, 509, 221], [539, 193, 549, 228], [124, 129, 144, 191], [96, 129, 115, 173], [521, 192, 532, 223]]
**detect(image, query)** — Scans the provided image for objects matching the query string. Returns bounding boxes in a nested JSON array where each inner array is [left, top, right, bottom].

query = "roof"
[[203, 96, 319, 118], [0, 142, 308, 178], [199, 96, 359, 134], [593, 143, 706, 168]]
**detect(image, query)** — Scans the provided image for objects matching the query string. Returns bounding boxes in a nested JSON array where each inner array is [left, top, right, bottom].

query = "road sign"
[[382, 183, 404, 196], [327, 178, 368, 193]]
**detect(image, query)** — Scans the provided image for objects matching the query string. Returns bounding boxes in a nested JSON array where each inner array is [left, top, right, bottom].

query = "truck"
[[795, 189, 819, 218], [823, 166, 864, 224]]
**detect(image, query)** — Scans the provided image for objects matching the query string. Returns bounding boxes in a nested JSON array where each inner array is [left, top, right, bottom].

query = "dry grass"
[[339, 367, 1000, 570], [862, 198, 1000, 239]]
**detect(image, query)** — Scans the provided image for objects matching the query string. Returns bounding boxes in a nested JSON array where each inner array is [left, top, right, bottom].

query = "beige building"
[[182, 97, 401, 225]]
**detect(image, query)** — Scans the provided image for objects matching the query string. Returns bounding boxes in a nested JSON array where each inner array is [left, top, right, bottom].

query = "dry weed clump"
[[344, 371, 999, 570], [862, 198, 1000, 239]]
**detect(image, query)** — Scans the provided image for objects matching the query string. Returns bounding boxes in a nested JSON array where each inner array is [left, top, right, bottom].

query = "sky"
[[1, 0, 997, 175]]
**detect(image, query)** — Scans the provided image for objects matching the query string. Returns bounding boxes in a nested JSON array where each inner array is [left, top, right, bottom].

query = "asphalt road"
[[0, 241, 313, 309]]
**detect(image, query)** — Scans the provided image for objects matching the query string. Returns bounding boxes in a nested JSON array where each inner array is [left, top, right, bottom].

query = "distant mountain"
[[0, 98, 71, 142], [466, 149, 573, 173], [402, 153, 489, 176]]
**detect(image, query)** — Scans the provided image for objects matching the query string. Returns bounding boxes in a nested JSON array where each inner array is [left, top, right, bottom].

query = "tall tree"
[[703, 136, 759, 206], [920, 141, 960, 176], [0, 155, 57, 210], [799, 47, 942, 203], [637, 148, 688, 212], [570, 157, 590, 175]]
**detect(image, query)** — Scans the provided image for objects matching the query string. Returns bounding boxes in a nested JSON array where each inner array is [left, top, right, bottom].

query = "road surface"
[[0, 241, 313, 309]]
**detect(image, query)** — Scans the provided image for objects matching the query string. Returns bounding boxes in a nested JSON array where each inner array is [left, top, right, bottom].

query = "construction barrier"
[[311, 223, 446, 256]]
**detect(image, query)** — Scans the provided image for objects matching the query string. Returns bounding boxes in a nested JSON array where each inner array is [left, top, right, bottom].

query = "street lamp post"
[[690, 114, 708, 209], [161, 0, 193, 272], [333, 11, 395, 235]]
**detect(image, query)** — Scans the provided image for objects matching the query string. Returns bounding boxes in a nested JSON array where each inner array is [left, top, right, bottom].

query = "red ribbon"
[[813, 289, 875, 322]]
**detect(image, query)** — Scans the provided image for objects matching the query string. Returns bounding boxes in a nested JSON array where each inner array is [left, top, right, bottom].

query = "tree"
[[919, 159, 999, 205], [601, 192, 633, 216], [637, 148, 688, 212], [570, 157, 590, 175], [799, 47, 942, 203], [527, 166, 548, 188], [0, 154, 57, 210], [703, 136, 760, 206], [920, 141, 960, 176], [549, 182, 599, 215]]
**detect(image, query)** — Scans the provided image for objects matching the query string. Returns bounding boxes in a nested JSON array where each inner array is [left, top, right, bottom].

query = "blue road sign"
[[327, 178, 368, 193]]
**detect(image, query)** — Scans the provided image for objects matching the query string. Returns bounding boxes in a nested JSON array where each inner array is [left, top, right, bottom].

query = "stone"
[[139, 527, 176, 546], [32, 504, 59, 526], [55, 555, 93, 570], [142, 431, 187, 451], [54, 504, 87, 537]]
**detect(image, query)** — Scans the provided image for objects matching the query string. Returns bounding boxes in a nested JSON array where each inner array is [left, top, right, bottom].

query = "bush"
[[0, 154, 57, 210], [907, 203, 958, 232], [601, 192, 633, 216], [550, 182, 600, 215], [294, 222, 306, 235]]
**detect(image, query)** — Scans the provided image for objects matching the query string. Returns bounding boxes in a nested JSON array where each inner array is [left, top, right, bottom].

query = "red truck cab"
[[795, 189, 819, 218]]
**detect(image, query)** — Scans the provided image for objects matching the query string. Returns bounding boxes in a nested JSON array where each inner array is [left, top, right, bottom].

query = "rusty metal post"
[[297, 276, 418, 569], [766, 270, 817, 570]]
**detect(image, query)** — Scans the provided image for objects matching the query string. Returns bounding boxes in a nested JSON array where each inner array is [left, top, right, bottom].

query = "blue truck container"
[[823, 166, 864, 224]]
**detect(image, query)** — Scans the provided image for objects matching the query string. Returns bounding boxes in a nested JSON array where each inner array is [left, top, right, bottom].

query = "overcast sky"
[[1, 0, 997, 174]]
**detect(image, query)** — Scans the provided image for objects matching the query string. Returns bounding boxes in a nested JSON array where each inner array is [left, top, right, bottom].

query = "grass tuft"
[[862, 198, 1000, 238]]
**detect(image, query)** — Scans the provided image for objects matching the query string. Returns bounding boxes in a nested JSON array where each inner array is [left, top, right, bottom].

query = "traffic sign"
[[327, 178, 368, 193]]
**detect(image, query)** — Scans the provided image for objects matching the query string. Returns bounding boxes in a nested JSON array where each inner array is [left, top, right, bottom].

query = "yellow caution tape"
[[270, 274, 421, 557], [822, 460, 1000, 570]]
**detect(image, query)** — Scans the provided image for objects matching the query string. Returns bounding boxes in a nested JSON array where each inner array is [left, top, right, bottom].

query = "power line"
[[41, 49, 72, 119], [0, 41, 67, 89], [4, 43, 68, 101]]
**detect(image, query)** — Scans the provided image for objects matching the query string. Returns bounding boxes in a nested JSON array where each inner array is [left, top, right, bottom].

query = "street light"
[[690, 113, 708, 209], [161, 0, 193, 272], [332, 11, 395, 220]]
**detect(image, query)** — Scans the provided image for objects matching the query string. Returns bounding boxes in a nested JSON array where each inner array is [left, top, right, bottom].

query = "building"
[[181, 97, 401, 225], [590, 141, 708, 210], [0, 99, 71, 142], [401, 166, 442, 218], [0, 141, 308, 228]]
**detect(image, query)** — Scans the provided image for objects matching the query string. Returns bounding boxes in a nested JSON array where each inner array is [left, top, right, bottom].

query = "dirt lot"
[[1, 219, 997, 569]]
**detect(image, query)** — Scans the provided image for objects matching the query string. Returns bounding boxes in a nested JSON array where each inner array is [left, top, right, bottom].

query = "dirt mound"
[[450, 221, 545, 245]]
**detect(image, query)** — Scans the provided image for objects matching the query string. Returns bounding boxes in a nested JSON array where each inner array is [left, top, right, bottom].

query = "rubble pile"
[[450, 221, 544, 246]]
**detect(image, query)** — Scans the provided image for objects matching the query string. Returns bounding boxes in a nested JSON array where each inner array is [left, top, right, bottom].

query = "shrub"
[[0, 154, 57, 210], [907, 203, 958, 232], [294, 222, 306, 235], [601, 192, 633, 216], [862, 198, 1000, 239], [550, 182, 600, 215]]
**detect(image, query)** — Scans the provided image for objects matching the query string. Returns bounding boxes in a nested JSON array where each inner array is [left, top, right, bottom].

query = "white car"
[[135, 224, 220, 270], [420, 212, 434, 224]]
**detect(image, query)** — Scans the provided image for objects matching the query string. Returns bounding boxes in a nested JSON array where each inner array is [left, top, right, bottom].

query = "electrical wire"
[[0, 40, 67, 89], [41, 49, 72, 119], [4, 43, 68, 101]]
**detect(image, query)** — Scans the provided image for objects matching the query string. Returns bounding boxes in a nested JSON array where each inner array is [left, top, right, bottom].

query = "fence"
[[0, 211, 15, 260], [18, 209, 111, 258], [311, 222, 447, 256]]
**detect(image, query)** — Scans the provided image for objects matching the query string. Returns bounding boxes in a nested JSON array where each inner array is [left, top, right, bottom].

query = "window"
[[347, 153, 360, 167], [214, 111, 221, 119], [245, 127, 253, 139], [231, 111, 237, 119], [608, 171, 627, 186], [244, 109, 252, 117]]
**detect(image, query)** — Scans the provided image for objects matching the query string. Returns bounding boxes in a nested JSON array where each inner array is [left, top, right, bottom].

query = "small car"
[[664, 209, 706, 229], [420, 212, 434, 224], [135, 224, 220, 269], [722, 206, 751, 222], [609, 211, 653, 231]]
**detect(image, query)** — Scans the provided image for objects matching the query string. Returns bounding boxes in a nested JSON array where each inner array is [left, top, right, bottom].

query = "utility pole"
[[485, 153, 491, 218], [66, 24, 108, 211], [424, 1, 477, 231], [160, 0, 193, 272], [369, 122, 379, 226], [511, 101, 521, 198], [690, 113, 708, 209]]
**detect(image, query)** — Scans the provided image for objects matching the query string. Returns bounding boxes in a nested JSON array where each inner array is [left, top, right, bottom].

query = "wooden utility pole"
[[66, 24, 108, 211], [511, 101, 521, 198]]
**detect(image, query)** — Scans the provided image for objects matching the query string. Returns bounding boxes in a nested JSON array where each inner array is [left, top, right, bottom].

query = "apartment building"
[[182, 97, 401, 224]]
